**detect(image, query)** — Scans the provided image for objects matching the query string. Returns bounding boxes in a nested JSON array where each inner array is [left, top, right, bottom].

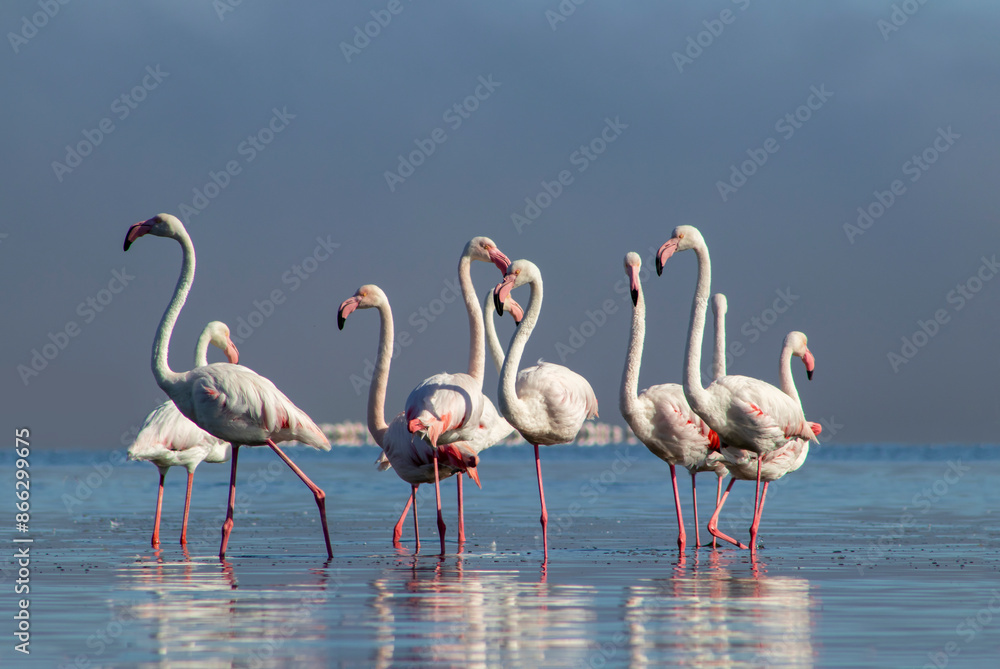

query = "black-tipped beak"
[[123, 220, 153, 252], [493, 288, 504, 316], [655, 256, 664, 276], [337, 313, 346, 330], [807, 369, 813, 381], [630, 288, 639, 306]]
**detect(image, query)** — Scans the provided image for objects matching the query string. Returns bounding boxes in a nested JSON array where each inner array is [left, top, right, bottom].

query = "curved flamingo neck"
[[460, 255, 486, 384], [619, 277, 644, 422], [713, 302, 726, 380], [194, 326, 212, 368], [499, 275, 541, 425], [683, 243, 713, 413], [483, 291, 505, 375], [152, 231, 195, 394], [779, 344, 801, 407], [368, 300, 394, 446]]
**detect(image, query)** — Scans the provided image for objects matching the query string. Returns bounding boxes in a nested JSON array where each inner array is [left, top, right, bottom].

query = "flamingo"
[[123, 214, 333, 560], [372, 288, 525, 545], [655, 225, 817, 555], [707, 330, 820, 550], [493, 259, 599, 561], [403, 237, 510, 553], [618, 252, 727, 551], [337, 284, 483, 551], [128, 320, 239, 548]]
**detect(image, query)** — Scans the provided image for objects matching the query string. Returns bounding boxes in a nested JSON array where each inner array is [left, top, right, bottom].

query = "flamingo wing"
[[188, 363, 330, 450], [404, 372, 485, 443], [128, 400, 230, 466], [716, 375, 816, 446]]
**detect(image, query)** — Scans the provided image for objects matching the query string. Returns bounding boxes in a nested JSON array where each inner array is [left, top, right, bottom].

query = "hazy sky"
[[4, 1, 999, 449]]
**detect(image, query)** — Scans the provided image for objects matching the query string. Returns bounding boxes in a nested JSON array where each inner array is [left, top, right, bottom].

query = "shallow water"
[[4, 444, 1000, 667]]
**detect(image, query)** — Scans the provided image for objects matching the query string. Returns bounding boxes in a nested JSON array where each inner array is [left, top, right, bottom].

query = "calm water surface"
[[3, 444, 1000, 667]]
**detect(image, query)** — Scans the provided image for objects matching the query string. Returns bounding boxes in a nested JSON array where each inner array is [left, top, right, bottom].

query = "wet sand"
[[5, 444, 1000, 667]]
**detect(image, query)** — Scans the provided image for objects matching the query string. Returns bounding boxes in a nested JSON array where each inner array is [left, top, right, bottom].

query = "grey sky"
[[3, 1, 999, 448]]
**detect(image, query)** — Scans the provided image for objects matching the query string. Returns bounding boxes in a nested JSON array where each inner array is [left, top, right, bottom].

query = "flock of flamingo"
[[124, 215, 819, 562]]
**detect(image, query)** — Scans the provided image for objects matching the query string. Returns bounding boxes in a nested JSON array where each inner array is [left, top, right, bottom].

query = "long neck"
[[778, 345, 800, 407], [619, 279, 644, 421], [368, 301, 394, 446], [483, 291, 505, 375], [683, 244, 713, 411], [194, 328, 212, 367], [499, 277, 541, 424], [152, 232, 195, 393], [460, 256, 486, 384], [713, 304, 726, 380]]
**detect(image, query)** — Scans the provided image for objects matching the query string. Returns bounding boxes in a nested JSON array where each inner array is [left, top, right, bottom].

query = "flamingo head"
[[712, 293, 728, 319], [440, 443, 482, 488], [465, 236, 511, 274], [493, 259, 538, 316], [786, 331, 815, 380], [623, 252, 642, 306], [655, 225, 704, 276], [123, 213, 184, 251], [206, 321, 240, 364], [337, 284, 386, 330]]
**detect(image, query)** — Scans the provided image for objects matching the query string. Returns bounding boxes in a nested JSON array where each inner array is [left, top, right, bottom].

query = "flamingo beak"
[[802, 349, 815, 381], [337, 296, 361, 330], [655, 238, 680, 276], [628, 263, 641, 306], [123, 219, 155, 252], [466, 465, 482, 489], [493, 274, 516, 316], [224, 339, 240, 364], [488, 247, 511, 274], [507, 297, 524, 325]]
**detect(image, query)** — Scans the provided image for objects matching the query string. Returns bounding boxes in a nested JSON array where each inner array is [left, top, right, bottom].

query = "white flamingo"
[[493, 259, 599, 561], [123, 214, 333, 560], [128, 320, 239, 548], [371, 288, 524, 545], [619, 252, 727, 550], [403, 237, 510, 553], [656, 225, 817, 555], [337, 284, 483, 551], [707, 330, 820, 549]]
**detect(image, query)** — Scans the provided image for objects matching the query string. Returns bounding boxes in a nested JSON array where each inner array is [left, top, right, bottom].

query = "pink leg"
[[690, 471, 701, 548], [707, 478, 748, 549], [433, 447, 446, 554], [750, 455, 764, 557], [669, 464, 686, 550], [535, 444, 549, 562], [393, 490, 414, 548], [151, 468, 166, 548], [713, 476, 723, 549], [457, 473, 466, 544], [268, 440, 333, 559], [180, 469, 194, 545], [412, 486, 420, 551], [219, 445, 240, 560], [749, 481, 770, 554]]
